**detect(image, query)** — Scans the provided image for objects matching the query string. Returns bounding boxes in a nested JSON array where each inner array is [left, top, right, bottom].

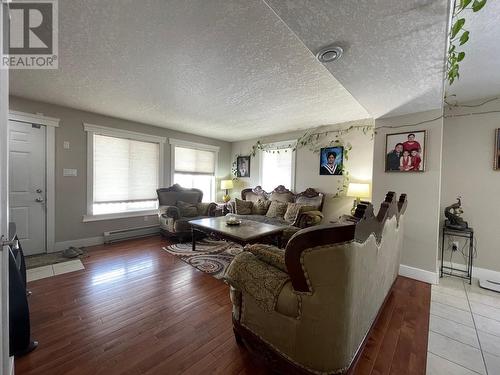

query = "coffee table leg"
[[192, 228, 196, 251]]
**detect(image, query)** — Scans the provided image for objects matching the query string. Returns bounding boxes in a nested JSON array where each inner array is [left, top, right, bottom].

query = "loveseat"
[[157, 184, 217, 240], [229, 186, 325, 242], [224, 192, 407, 374]]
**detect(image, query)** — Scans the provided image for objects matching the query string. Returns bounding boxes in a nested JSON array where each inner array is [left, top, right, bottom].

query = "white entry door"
[[8, 120, 47, 255]]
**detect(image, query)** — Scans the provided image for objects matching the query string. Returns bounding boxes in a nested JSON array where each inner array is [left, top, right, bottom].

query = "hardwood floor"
[[16, 236, 430, 375]]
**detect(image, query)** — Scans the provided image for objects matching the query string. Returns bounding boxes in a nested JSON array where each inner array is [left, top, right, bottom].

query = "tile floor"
[[26, 259, 85, 282], [427, 276, 500, 374]]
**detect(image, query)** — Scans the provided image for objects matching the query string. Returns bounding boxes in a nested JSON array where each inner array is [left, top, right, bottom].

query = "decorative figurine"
[[444, 196, 468, 230]]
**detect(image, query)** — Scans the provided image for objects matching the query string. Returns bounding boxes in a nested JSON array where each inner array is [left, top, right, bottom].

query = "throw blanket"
[[224, 251, 290, 312]]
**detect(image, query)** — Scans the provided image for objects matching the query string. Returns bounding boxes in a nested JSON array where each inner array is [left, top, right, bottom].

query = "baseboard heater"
[[103, 225, 160, 244]]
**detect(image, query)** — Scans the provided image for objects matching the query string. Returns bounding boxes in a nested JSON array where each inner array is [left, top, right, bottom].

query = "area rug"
[[25, 249, 88, 269], [163, 239, 243, 279]]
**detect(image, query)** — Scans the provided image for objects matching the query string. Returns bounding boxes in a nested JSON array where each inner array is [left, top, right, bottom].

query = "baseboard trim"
[[399, 264, 439, 285], [440, 261, 500, 283], [53, 236, 104, 252]]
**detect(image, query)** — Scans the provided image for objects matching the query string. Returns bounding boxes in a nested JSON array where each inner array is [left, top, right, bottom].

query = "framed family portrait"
[[236, 156, 250, 177], [319, 146, 343, 175], [495, 129, 500, 170], [385, 130, 426, 172]]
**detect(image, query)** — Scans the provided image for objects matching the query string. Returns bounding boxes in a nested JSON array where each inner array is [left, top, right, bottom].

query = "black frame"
[[236, 156, 251, 178]]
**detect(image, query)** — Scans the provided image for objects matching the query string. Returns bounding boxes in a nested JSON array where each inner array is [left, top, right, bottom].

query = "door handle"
[[35, 197, 44, 203], [36, 188, 43, 193], [0, 236, 19, 250]]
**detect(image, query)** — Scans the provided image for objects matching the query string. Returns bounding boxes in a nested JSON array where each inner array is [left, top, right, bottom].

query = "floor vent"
[[104, 225, 160, 244]]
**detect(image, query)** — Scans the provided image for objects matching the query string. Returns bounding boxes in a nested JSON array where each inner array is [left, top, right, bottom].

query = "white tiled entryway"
[[27, 259, 85, 282], [427, 276, 500, 374]]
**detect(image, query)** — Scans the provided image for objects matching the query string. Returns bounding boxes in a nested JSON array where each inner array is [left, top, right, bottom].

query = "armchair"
[[225, 192, 408, 374], [157, 184, 217, 240]]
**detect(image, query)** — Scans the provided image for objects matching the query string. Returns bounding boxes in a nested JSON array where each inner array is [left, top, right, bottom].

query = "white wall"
[[9, 96, 232, 243], [373, 109, 444, 276], [442, 98, 500, 273], [231, 119, 374, 221]]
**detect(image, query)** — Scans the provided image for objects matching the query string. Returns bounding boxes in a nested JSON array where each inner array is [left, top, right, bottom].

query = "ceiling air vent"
[[316, 45, 343, 63]]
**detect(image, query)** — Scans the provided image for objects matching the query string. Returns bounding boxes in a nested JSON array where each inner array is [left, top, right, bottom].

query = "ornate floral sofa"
[[230, 186, 325, 240], [157, 184, 217, 240], [224, 192, 407, 374]]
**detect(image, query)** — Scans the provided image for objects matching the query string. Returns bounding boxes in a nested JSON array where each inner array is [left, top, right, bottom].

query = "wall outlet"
[[63, 141, 70, 149], [452, 241, 459, 251]]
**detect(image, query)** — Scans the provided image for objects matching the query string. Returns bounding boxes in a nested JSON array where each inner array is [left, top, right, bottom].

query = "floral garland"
[[232, 125, 373, 196]]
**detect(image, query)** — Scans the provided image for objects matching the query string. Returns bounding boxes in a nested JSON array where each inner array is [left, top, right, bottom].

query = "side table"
[[440, 226, 474, 284]]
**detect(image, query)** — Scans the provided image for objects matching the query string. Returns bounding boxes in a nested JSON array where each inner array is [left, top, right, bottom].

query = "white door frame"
[[8, 110, 59, 253], [0, 2, 11, 373]]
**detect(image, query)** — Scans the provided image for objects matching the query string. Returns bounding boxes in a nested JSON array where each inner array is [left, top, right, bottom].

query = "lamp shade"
[[220, 180, 234, 190], [346, 183, 370, 198]]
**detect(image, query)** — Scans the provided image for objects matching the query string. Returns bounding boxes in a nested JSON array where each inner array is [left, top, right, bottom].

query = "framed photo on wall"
[[236, 156, 250, 177], [385, 130, 426, 172], [495, 129, 500, 170], [319, 146, 343, 175]]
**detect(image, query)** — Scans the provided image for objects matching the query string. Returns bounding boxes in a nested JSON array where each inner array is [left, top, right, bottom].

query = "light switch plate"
[[63, 141, 70, 149], [63, 168, 77, 177]]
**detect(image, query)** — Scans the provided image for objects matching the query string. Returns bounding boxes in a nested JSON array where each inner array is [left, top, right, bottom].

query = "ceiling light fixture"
[[316, 45, 343, 63]]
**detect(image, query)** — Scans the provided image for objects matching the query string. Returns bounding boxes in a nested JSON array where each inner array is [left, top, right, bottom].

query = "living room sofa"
[[157, 184, 217, 240], [229, 185, 325, 242], [224, 192, 407, 374]]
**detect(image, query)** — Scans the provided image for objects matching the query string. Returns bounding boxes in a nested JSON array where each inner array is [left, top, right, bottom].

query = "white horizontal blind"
[[94, 134, 159, 203], [261, 148, 293, 191], [174, 146, 215, 175]]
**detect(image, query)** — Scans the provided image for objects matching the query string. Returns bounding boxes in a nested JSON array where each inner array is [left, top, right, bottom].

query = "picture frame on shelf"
[[385, 130, 426, 172]]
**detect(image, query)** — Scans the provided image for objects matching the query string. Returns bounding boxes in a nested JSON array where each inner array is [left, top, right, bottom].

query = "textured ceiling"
[[264, 0, 450, 118], [446, 0, 500, 103], [9, 0, 370, 142]]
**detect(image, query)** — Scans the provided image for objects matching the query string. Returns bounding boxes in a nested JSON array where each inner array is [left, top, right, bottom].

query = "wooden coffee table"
[[188, 216, 285, 251]]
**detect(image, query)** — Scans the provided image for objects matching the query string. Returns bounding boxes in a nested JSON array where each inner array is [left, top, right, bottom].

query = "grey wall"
[[9, 96, 231, 244], [231, 119, 375, 221], [373, 109, 444, 274], [441, 98, 500, 272]]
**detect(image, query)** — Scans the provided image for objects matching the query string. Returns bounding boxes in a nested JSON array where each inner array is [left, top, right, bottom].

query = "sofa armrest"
[[207, 202, 218, 217], [244, 244, 287, 272], [224, 252, 290, 312], [158, 205, 180, 220], [294, 210, 324, 228]]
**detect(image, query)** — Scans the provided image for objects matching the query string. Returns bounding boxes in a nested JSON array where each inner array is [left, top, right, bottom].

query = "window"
[[170, 139, 219, 202], [260, 141, 296, 192], [84, 124, 166, 220]]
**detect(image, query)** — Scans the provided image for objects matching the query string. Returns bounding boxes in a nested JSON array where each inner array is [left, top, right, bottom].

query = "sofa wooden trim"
[[241, 185, 325, 210]]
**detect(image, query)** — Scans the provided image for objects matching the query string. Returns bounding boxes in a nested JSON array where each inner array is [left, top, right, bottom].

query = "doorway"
[[8, 120, 47, 255]]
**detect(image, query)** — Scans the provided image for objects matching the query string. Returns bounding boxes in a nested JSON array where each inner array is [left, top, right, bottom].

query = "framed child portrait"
[[319, 146, 343, 175], [385, 130, 426, 172]]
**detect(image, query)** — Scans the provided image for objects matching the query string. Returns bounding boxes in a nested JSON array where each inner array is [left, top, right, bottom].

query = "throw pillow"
[[266, 200, 288, 219], [176, 201, 198, 217], [251, 199, 271, 215], [235, 198, 253, 215], [284, 203, 315, 224]]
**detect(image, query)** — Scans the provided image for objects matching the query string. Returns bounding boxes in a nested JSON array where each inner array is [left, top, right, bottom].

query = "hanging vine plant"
[[231, 125, 371, 197], [447, 0, 487, 85]]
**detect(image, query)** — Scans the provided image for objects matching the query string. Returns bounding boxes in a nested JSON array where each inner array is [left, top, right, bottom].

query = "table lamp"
[[221, 180, 234, 203], [347, 183, 370, 215]]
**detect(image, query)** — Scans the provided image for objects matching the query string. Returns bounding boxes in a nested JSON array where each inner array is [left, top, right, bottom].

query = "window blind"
[[261, 147, 294, 191], [174, 146, 216, 175], [93, 134, 159, 203]]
